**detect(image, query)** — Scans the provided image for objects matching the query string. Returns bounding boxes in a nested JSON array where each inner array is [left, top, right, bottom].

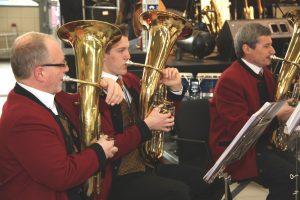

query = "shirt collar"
[[102, 72, 131, 102], [241, 58, 263, 75], [102, 71, 123, 82], [17, 82, 58, 115]]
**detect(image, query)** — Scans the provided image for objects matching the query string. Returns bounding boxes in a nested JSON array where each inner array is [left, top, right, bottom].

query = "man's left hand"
[[161, 67, 182, 92]]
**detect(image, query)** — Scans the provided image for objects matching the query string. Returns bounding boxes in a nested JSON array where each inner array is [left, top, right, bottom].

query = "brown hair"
[[105, 24, 129, 53]]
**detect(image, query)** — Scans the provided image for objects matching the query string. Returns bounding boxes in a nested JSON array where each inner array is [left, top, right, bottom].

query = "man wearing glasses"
[[0, 32, 122, 200]]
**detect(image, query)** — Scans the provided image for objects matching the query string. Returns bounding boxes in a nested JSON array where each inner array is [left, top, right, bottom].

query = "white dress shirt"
[[102, 72, 132, 103], [242, 58, 263, 75], [17, 82, 58, 115]]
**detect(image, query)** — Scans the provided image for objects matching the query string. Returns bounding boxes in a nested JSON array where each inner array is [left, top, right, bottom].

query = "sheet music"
[[285, 102, 300, 135], [203, 101, 285, 183]]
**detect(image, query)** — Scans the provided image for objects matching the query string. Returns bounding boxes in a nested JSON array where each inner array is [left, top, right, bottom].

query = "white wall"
[[0, 62, 15, 117], [0, 6, 39, 34]]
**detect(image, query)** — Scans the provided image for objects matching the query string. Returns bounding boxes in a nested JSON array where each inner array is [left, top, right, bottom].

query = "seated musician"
[[0, 32, 121, 200], [98, 24, 226, 200], [208, 23, 296, 200]]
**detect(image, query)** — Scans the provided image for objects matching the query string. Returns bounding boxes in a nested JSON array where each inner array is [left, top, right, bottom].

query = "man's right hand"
[[277, 99, 295, 122], [96, 135, 118, 158], [100, 78, 124, 106], [144, 105, 175, 132]]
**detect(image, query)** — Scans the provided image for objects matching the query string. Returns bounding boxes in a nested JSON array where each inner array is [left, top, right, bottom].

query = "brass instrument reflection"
[[126, 60, 163, 74], [57, 20, 121, 198], [271, 52, 300, 150], [271, 55, 300, 69], [63, 75, 102, 88], [138, 10, 192, 164]]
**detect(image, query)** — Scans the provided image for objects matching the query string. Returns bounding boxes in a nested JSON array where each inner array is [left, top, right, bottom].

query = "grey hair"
[[234, 23, 271, 59], [10, 32, 55, 80]]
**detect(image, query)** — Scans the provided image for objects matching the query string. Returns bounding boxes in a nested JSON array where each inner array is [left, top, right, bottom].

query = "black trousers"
[[109, 164, 225, 200], [156, 164, 225, 200], [254, 140, 297, 200]]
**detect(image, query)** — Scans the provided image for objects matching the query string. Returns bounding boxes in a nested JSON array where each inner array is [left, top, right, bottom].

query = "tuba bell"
[[57, 20, 121, 197], [138, 10, 192, 164], [272, 14, 300, 151]]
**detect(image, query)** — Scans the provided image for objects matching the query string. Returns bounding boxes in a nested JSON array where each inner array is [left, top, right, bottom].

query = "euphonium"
[[271, 17, 300, 151], [138, 10, 192, 163], [57, 20, 121, 197]]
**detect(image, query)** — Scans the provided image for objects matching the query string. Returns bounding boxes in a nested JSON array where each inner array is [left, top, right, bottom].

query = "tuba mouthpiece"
[[270, 55, 300, 68], [62, 75, 71, 82], [270, 55, 284, 61], [125, 60, 133, 65]]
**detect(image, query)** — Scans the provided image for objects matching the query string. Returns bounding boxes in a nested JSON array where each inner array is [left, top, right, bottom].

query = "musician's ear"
[[33, 65, 45, 82], [242, 43, 251, 55]]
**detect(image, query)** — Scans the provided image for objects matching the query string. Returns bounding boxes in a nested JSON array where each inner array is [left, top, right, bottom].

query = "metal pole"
[[220, 172, 231, 200], [295, 131, 299, 200], [290, 130, 299, 200], [82, 0, 86, 19]]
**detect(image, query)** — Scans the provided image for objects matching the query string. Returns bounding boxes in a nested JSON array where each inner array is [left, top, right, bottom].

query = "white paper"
[[203, 101, 284, 183], [285, 102, 300, 135]]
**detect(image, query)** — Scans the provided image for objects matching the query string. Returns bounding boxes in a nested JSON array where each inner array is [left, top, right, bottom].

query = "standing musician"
[[98, 24, 226, 200], [0, 32, 121, 200], [208, 23, 297, 200]]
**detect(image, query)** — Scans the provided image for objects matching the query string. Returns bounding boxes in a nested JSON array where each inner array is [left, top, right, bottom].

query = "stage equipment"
[[177, 0, 230, 60], [217, 19, 293, 61], [138, 10, 192, 164], [257, 0, 263, 19], [182, 0, 230, 36], [243, 0, 254, 19], [90, 1, 118, 23], [198, 73, 221, 98], [176, 29, 215, 60], [132, 0, 166, 37], [201, 0, 230, 37], [57, 20, 121, 198], [271, 17, 300, 150]]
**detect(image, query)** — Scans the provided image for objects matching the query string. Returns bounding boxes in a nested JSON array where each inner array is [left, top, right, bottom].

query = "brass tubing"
[[271, 55, 300, 68], [63, 75, 102, 88], [126, 60, 163, 74]]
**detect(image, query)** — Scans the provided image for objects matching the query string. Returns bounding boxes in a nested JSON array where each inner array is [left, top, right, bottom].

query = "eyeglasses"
[[40, 61, 68, 68]]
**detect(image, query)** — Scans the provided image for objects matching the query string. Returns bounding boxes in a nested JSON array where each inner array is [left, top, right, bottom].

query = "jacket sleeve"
[[6, 112, 104, 191]]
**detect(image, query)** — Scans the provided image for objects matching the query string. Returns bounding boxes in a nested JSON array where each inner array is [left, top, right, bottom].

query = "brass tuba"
[[272, 16, 300, 151], [138, 10, 192, 163], [57, 20, 121, 197]]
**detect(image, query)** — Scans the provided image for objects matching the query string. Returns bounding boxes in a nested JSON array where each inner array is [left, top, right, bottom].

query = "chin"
[[266, 61, 272, 66], [120, 69, 127, 75]]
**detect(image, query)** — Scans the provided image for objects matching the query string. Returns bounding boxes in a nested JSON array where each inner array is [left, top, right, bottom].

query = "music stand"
[[284, 102, 300, 200], [203, 101, 285, 199]]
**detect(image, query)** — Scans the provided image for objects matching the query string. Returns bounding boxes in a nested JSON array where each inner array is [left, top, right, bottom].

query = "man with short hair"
[[209, 23, 296, 200], [0, 31, 122, 200]]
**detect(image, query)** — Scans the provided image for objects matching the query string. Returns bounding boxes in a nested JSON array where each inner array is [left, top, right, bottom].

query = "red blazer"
[[97, 72, 184, 200], [0, 84, 105, 200], [208, 60, 276, 181]]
